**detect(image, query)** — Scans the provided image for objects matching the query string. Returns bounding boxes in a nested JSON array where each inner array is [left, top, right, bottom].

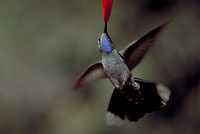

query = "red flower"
[[102, 0, 113, 24]]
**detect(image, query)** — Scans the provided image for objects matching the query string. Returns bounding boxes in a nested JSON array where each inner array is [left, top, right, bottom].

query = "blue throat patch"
[[100, 33, 113, 54]]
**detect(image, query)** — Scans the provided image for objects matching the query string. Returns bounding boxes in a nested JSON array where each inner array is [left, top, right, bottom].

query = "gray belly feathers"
[[102, 49, 130, 89]]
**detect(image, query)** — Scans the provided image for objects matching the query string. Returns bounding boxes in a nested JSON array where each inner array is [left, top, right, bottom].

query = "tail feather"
[[107, 78, 171, 123], [107, 88, 126, 120]]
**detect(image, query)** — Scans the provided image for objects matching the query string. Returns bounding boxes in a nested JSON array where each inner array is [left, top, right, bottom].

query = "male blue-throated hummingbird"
[[74, 23, 171, 124], [74, 0, 170, 124]]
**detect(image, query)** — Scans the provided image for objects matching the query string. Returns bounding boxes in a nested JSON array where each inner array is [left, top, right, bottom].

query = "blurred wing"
[[74, 62, 106, 89], [120, 23, 167, 70]]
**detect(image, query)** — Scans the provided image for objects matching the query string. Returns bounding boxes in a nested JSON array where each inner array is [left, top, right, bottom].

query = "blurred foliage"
[[0, 0, 200, 134]]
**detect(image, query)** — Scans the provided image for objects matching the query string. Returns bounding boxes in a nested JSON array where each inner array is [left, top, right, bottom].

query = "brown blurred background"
[[0, 0, 200, 134]]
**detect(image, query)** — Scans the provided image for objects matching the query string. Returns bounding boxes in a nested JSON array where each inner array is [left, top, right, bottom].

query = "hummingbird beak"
[[102, 27, 113, 44], [104, 23, 108, 33]]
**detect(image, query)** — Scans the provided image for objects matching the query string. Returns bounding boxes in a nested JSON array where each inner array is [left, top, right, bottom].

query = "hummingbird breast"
[[102, 49, 131, 89]]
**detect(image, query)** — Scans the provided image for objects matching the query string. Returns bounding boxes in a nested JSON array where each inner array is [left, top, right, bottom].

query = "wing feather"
[[120, 23, 167, 70], [74, 62, 106, 89]]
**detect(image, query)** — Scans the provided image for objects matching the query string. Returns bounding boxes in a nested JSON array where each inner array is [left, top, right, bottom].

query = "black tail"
[[107, 78, 171, 122]]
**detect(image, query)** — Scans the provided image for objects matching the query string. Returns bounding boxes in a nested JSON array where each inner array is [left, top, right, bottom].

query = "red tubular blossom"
[[102, 0, 113, 24]]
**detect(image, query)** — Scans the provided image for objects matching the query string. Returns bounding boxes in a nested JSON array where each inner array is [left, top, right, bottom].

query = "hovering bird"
[[74, 23, 171, 124]]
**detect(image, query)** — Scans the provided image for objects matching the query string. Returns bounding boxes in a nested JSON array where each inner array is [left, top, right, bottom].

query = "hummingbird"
[[74, 23, 171, 124]]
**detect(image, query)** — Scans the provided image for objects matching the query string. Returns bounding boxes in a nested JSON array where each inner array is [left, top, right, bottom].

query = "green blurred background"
[[0, 0, 200, 134]]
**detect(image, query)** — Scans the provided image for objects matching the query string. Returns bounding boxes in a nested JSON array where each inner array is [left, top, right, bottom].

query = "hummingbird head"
[[98, 32, 113, 54]]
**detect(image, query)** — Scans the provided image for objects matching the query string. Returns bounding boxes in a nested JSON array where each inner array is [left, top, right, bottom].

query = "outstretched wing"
[[120, 23, 167, 70], [74, 62, 106, 89]]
